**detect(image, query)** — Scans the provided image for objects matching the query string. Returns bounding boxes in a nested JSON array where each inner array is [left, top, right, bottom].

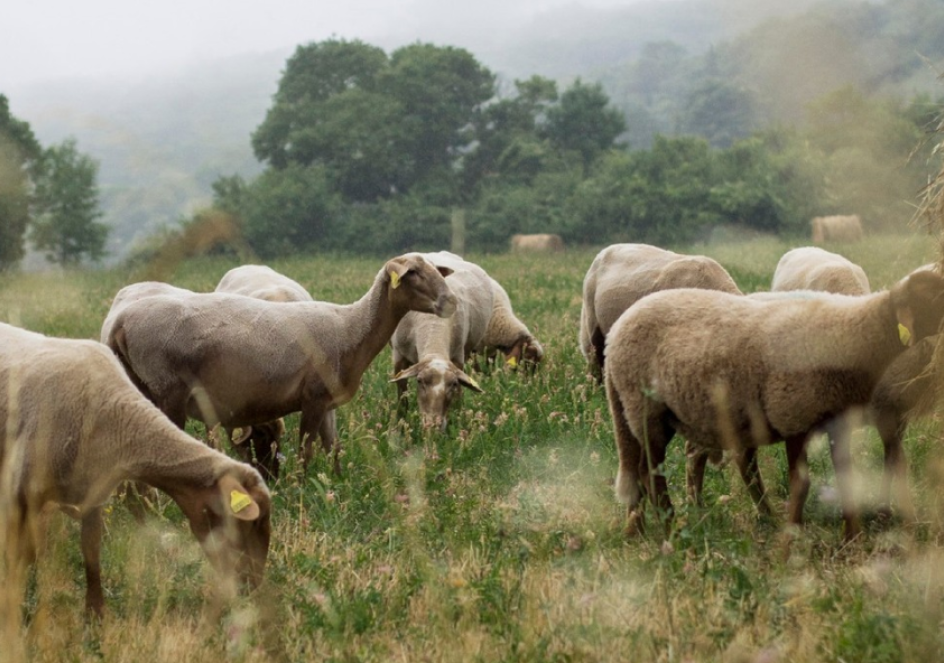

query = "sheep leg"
[[685, 440, 709, 506], [825, 421, 861, 540], [878, 418, 916, 522], [640, 419, 674, 535], [608, 385, 646, 536], [734, 447, 773, 517], [300, 406, 339, 474], [784, 435, 811, 528], [80, 507, 105, 617]]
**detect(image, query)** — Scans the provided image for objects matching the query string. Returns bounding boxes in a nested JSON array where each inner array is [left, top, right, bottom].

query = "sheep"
[[811, 214, 864, 243], [390, 252, 490, 430], [771, 246, 870, 296], [100, 281, 197, 347], [477, 276, 545, 370], [104, 253, 457, 477], [510, 233, 565, 253], [579, 243, 742, 384], [604, 267, 944, 539], [215, 264, 312, 302], [868, 333, 938, 520], [214, 264, 335, 479], [0, 322, 270, 617]]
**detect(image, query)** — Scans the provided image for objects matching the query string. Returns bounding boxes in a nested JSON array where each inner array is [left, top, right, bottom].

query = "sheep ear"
[[391, 365, 422, 383], [231, 426, 252, 446], [895, 306, 915, 347], [457, 370, 484, 393], [386, 259, 411, 290], [436, 266, 454, 278], [217, 474, 261, 521]]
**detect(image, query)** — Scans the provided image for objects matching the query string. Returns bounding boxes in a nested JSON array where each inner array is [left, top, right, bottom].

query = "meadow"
[[2, 232, 944, 663]]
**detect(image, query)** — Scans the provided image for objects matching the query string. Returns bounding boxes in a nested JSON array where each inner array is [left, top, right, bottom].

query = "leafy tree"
[[31, 138, 107, 266], [381, 42, 495, 185], [251, 39, 388, 170], [249, 39, 494, 206], [678, 78, 757, 147], [235, 164, 339, 258], [0, 94, 42, 270], [544, 79, 627, 171]]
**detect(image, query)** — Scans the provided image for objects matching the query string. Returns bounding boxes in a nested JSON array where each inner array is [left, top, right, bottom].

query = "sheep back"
[[580, 243, 741, 376], [771, 246, 870, 295]]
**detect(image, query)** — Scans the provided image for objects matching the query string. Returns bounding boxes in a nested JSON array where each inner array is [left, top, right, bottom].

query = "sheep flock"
[[3, 241, 944, 627]]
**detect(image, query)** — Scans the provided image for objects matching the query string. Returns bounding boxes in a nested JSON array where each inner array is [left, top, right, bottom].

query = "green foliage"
[[543, 78, 627, 171], [0, 94, 42, 270], [30, 138, 107, 266], [237, 164, 339, 258]]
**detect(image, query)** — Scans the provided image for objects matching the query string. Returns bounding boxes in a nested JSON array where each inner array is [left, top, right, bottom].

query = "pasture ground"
[[2, 233, 944, 662]]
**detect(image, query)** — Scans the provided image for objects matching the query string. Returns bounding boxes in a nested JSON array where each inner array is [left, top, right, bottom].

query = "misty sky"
[[1, 0, 658, 88]]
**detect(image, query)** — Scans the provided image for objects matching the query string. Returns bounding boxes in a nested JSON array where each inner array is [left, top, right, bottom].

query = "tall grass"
[[1, 233, 943, 662]]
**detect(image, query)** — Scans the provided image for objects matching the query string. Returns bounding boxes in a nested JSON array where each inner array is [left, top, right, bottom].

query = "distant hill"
[[6, 0, 941, 263]]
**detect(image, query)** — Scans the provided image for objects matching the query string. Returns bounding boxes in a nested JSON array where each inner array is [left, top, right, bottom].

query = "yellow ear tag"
[[506, 356, 518, 368], [468, 377, 481, 390], [230, 490, 252, 514], [389, 271, 401, 289], [898, 323, 912, 346]]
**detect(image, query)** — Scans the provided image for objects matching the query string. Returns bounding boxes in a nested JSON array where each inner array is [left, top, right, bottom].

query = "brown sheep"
[[580, 243, 742, 383], [0, 322, 270, 616], [605, 268, 944, 540], [104, 253, 457, 477]]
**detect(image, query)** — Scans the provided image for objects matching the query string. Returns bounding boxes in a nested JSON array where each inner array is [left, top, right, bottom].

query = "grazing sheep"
[[604, 268, 944, 539], [100, 281, 197, 347], [580, 243, 742, 383], [105, 253, 457, 476], [811, 215, 864, 243], [215, 264, 312, 302], [771, 246, 870, 296], [0, 322, 270, 616], [390, 252, 490, 430], [214, 265, 335, 479], [510, 233, 565, 253], [477, 276, 545, 370]]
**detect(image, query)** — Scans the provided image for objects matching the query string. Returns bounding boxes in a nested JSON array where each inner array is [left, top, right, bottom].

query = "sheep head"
[[391, 358, 483, 431], [506, 336, 545, 372], [890, 269, 944, 346], [386, 254, 457, 318], [177, 469, 271, 593]]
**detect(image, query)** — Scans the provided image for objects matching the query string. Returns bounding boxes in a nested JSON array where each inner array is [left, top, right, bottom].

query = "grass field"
[[2, 232, 944, 662]]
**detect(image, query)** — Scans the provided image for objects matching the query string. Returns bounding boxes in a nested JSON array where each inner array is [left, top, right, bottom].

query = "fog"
[[1, 0, 660, 88]]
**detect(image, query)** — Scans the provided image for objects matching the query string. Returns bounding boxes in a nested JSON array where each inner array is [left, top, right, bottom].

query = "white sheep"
[[215, 264, 312, 302], [100, 281, 197, 346], [104, 253, 457, 476], [390, 252, 490, 430], [771, 246, 870, 295], [477, 276, 544, 370], [604, 268, 944, 539], [0, 322, 270, 616], [580, 243, 742, 383], [214, 264, 334, 478]]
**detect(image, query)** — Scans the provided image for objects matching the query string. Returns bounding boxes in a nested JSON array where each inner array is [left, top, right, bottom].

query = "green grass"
[[2, 233, 944, 662]]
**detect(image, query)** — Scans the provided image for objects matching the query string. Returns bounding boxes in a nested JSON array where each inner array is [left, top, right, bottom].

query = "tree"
[[678, 79, 757, 148], [0, 94, 42, 270], [251, 39, 388, 170], [544, 79, 627, 171], [30, 139, 107, 266]]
